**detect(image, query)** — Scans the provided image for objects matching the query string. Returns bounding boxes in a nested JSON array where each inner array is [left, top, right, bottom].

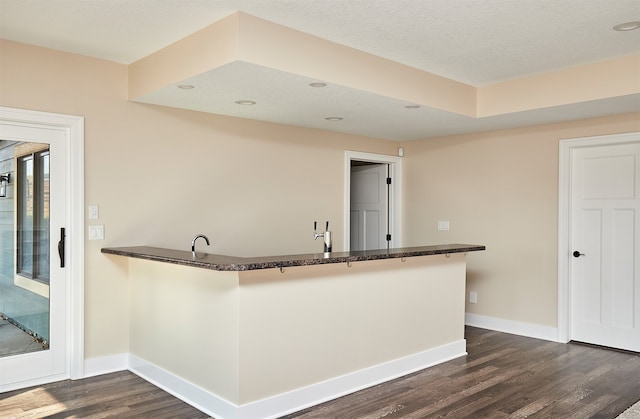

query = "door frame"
[[344, 151, 402, 251], [557, 131, 639, 343], [0, 106, 85, 383]]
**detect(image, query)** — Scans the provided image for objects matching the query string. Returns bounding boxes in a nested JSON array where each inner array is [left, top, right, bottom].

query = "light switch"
[[437, 221, 450, 231], [88, 205, 99, 220], [88, 225, 104, 240]]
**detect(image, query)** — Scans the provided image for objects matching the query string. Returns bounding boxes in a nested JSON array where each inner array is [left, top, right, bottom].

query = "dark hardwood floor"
[[1, 327, 638, 418], [284, 327, 640, 418]]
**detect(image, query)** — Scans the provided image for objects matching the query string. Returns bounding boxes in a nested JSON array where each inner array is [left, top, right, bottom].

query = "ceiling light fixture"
[[310, 82, 327, 88], [325, 117, 343, 121], [405, 105, 420, 109], [613, 21, 640, 31], [235, 100, 256, 105], [177, 84, 195, 89]]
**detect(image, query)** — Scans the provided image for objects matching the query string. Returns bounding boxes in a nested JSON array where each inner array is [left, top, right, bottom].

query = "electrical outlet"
[[469, 291, 478, 304], [437, 220, 450, 231], [88, 225, 104, 240]]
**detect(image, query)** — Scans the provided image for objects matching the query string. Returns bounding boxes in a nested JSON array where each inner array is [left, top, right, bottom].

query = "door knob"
[[573, 251, 585, 258]]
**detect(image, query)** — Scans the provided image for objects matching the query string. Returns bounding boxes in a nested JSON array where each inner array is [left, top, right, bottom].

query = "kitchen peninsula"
[[102, 244, 485, 419]]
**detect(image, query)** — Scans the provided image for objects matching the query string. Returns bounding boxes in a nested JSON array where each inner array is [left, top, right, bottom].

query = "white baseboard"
[[80, 318, 559, 417], [122, 339, 465, 419], [240, 339, 466, 419], [83, 353, 129, 378], [128, 354, 239, 418], [465, 313, 559, 342]]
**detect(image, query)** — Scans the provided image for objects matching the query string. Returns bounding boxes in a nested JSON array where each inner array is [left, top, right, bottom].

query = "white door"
[[570, 139, 640, 352], [350, 163, 388, 251], [0, 122, 69, 390]]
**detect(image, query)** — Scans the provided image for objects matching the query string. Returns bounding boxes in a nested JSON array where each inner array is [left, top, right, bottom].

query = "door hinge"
[[386, 177, 392, 185], [386, 234, 392, 241]]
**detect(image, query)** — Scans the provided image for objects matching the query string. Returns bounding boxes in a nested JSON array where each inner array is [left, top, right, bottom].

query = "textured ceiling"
[[1, 0, 639, 140]]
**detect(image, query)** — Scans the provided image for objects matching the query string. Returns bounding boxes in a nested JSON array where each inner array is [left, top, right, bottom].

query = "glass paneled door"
[[1, 142, 51, 357], [0, 122, 68, 391]]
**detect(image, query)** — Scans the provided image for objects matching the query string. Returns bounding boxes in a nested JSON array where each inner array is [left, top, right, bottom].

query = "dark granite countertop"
[[101, 244, 485, 272]]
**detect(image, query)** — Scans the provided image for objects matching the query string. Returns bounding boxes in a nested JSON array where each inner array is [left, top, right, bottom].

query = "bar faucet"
[[313, 221, 332, 253], [191, 234, 210, 253], [313, 221, 324, 241]]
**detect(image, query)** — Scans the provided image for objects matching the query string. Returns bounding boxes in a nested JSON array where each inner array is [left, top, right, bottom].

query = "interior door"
[[570, 140, 640, 352], [0, 123, 68, 390], [350, 163, 388, 251]]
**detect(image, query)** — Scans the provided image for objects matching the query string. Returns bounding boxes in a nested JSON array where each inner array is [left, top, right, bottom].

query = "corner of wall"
[[465, 312, 559, 342]]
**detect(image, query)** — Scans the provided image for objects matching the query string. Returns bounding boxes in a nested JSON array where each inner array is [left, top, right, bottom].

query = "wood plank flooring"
[[284, 327, 640, 418], [0, 371, 209, 418], [1, 326, 638, 418]]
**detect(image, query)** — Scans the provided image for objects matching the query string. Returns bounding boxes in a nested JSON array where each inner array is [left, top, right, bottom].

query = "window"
[[16, 149, 50, 284]]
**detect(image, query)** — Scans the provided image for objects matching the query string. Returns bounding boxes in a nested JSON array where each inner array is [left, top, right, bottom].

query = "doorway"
[[344, 151, 401, 251], [558, 132, 640, 351], [0, 107, 84, 392]]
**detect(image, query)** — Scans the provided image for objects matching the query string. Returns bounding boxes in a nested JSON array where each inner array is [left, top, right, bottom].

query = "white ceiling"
[[1, 0, 639, 141]]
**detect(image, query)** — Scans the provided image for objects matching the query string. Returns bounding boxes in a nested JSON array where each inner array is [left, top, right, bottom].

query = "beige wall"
[[1, 39, 639, 362], [402, 113, 640, 328], [238, 254, 465, 403], [0, 40, 396, 359], [126, 253, 466, 405], [129, 259, 241, 402]]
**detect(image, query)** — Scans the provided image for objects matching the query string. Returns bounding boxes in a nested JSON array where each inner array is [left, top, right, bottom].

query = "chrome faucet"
[[313, 221, 332, 253], [313, 221, 326, 241], [191, 234, 210, 253]]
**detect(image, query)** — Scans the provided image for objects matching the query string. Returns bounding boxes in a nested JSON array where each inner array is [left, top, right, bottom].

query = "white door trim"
[[557, 131, 639, 343], [0, 106, 85, 380], [344, 151, 402, 250]]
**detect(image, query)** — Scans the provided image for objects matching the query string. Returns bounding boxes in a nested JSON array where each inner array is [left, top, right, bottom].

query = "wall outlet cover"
[[89, 225, 104, 240], [469, 291, 478, 304]]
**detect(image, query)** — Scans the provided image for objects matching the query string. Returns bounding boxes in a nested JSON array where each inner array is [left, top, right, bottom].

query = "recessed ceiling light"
[[325, 117, 343, 121], [613, 21, 640, 31], [177, 84, 195, 89], [235, 100, 257, 105], [310, 82, 327, 88], [405, 105, 420, 109]]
